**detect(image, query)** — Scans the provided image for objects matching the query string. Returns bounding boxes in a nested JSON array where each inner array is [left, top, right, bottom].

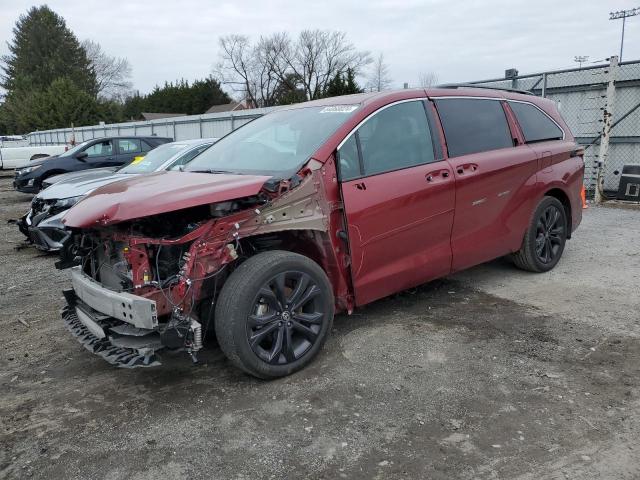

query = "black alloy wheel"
[[215, 251, 334, 379], [535, 204, 565, 265], [247, 271, 324, 365], [511, 196, 568, 273]]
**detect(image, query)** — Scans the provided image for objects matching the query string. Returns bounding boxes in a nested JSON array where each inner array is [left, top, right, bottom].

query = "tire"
[[511, 196, 568, 273], [215, 250, 334, 379]]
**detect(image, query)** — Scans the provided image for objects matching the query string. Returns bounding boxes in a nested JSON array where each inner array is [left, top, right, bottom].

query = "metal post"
[[198, 117, 203, 138], [172, 121, 177, 140], [620, 16, 626, 61], [595, 55, 619, 204], [541, 73, 547, 98], [230, 114, 235, 131]]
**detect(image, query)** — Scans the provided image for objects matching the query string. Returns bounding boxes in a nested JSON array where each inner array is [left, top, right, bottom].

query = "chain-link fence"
[[466, 58, 640, 200]]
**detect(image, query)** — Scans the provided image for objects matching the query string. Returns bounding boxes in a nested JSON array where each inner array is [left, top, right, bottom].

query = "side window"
[[141, 140, 154, 152], [170, 145, 211, 170], [84, 140, 113, 157], [358, 101, 435, 176], [118, 138, 142, 154], [337, 134, 360, 181], [435, 98, 513, 157], [508, 101, 564, 143]]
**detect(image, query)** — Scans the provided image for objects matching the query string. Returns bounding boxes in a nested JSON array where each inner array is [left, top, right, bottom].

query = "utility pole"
[[610, 8, 640, 62], [595, 56, 619, 204]]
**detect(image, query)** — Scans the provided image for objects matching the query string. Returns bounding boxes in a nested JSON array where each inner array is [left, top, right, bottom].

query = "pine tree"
[[1, 5, 97, 95], [323, 68, 363, 98]]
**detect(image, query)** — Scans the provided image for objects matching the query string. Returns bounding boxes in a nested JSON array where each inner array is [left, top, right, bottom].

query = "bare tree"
[[82, 39, 133, 101], [367, 53, 392, 92], [216, 30, 371, 106], [418, 71, 439, 88]]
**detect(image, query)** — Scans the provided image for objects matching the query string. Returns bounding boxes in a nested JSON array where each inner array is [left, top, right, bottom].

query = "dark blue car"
[[13, 136, 172, 193]]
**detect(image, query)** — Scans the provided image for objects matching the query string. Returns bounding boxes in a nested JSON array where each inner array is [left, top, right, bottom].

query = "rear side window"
[[118, 138, 141, 154], [435, 98, 513, 157], [508, 101, 564, 143], [141, 140, 154, 152]]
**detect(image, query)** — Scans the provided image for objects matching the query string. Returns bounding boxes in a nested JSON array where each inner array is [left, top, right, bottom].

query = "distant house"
[[141, 112, 187, 121], [205, 100, 254, 114]]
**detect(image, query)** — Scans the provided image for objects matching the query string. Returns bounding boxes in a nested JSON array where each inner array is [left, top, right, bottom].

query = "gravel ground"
[[1, 175, 639, 479]]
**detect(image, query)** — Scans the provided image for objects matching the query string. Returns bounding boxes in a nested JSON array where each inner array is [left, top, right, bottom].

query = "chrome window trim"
[[336, 98, 428, 150], [506, 99, 566, 141]]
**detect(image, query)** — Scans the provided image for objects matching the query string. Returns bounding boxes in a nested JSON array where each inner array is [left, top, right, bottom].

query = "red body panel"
[[446, 145, 539, 271], [63, 171, 271, 227], [341, 160, 454, 305]]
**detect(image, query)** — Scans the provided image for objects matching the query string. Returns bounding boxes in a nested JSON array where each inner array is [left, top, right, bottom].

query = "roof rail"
[[435, 83, 536, 96]]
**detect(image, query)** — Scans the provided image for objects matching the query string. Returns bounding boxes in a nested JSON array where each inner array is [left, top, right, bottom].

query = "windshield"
[[59, 140, 92, 157], [186, 105, 359, 176], [118, 143, 192, 174]]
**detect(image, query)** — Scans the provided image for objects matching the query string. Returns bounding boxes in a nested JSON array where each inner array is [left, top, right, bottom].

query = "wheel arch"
[[543, 187, 572, 238], [239, 228, 351, 310]]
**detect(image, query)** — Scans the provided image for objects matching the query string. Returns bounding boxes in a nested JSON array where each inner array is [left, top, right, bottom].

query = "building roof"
[[205, 102, 244, 114], [141, 112, 187, 121]]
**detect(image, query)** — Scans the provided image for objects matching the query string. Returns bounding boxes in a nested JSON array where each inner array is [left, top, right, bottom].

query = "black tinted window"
[[435, 99, 513, 157], [509, 101, 563, 143], [357, 101, 435, 176]]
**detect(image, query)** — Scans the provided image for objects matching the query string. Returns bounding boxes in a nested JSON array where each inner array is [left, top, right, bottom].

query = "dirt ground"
[[1, 174, 639, 480]]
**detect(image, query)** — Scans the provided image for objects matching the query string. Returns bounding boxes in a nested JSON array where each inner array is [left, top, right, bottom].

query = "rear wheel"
[[511, 196, 568, 272], [215, 251, 334, 379]]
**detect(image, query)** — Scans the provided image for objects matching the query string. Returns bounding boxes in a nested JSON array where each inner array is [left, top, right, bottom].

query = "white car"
[[0, 144, 68, 169]]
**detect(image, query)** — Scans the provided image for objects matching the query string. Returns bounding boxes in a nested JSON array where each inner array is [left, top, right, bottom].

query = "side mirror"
[[76, 151, 88, 162]]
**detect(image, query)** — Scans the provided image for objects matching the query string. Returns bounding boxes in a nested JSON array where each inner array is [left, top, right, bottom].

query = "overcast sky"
[[1, 0, 639, 96]]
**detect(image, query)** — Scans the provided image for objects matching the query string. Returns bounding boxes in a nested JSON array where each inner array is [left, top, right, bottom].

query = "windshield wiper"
[[189, 169, 239, 175]]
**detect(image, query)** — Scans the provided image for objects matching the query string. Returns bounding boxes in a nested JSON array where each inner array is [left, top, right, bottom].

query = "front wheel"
[[511, 196, 568, 272], [215, 251, 334, 379]]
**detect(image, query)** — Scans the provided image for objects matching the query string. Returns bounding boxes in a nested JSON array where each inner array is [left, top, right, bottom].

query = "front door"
[[339, 100, 455, 306], [82, 139, 117, 168]]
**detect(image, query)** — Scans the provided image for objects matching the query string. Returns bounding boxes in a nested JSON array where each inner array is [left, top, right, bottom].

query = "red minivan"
[[57, 87, 584, 378]]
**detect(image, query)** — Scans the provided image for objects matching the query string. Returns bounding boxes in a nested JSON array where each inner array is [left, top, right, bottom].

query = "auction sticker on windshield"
[[320, 105, 359, 113]]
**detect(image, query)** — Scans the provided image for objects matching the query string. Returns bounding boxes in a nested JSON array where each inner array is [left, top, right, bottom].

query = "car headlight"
[[55, 195, 84, 209], [17, 165, 41, 176]]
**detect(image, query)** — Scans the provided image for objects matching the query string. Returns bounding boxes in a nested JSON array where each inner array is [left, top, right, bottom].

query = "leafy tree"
[[122, 77, 230, 119], [4, 78, 108, 132], [1, 5, 96, 95], [323, 68, 363, 97]]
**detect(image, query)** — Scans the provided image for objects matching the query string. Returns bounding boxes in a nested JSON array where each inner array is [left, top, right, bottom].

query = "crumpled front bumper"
[[62, 268, 164, 368], [69, 266, 158, 329]]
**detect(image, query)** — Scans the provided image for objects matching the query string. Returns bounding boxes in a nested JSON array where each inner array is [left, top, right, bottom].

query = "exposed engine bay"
[[56, 168, 352, 368]]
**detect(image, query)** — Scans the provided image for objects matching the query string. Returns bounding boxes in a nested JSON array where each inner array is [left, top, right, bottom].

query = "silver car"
[[17, 138, 217, 251]]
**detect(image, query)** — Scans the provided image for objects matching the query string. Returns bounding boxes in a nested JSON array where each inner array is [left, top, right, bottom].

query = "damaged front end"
[[56, 169, 350, 368]]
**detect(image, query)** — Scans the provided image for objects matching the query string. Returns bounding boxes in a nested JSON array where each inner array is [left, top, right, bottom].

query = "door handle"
[[425, 169, 451, 182], [456, 163, 478, 175]]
